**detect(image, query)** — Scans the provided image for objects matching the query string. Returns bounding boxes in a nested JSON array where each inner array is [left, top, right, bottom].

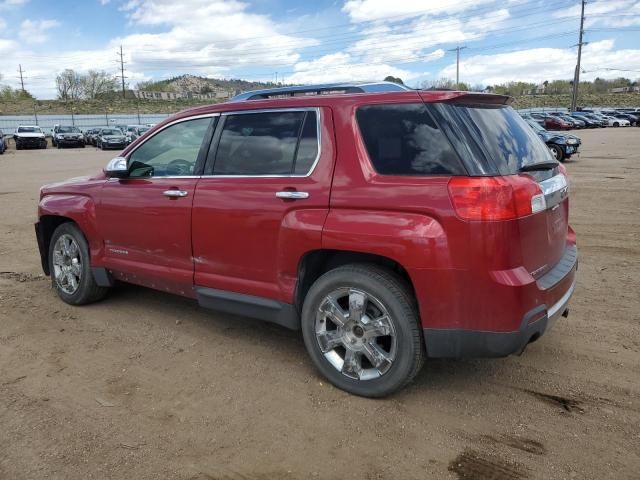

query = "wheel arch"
[[295, 249, 417, 314]]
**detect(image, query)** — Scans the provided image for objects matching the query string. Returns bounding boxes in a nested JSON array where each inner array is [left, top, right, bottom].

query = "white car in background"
[[13, 125, 47, 150], [603, 116, 630, 127]]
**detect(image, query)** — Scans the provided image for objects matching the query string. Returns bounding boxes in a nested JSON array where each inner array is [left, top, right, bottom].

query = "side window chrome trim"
[[203, 107, 322, 178], [125, 113, 220, 161]]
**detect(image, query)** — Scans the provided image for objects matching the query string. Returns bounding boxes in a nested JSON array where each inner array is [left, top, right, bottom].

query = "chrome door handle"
[[163, 189, 188, 198], [275, 191, 309, 200]]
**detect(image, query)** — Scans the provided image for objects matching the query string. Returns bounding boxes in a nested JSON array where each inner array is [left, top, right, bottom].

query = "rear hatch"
[[422, 93, 569, 278]]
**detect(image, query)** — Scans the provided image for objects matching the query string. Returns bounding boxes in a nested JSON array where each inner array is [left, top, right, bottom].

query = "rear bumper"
[[423, 245, 578, 358]]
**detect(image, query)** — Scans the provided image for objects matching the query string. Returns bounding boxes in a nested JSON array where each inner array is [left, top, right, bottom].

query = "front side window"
[[212, 110, 318, 175], [128, 117, 212, 177], [356, 103, 464, 175]]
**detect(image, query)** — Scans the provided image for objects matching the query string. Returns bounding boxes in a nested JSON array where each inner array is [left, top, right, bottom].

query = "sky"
[[0, 0, 639, 99]]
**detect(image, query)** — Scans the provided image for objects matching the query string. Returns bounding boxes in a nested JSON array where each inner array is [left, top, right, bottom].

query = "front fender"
[[39, 192, 105, 266]]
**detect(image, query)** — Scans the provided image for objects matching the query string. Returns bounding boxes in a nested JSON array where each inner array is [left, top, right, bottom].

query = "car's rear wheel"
[[613, 122, 620, 127], [301, 264, 424, 397], [549, 144, 564, 162], [49, 223, 110, 305]]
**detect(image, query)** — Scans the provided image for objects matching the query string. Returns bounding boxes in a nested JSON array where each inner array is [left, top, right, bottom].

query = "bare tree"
[[81, 70, 117, 99], [421, 78, 456, 89], [56, 69, 82, 100]]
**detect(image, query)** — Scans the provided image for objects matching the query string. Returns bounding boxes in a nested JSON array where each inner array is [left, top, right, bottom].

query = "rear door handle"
[[275, 191, 309, 200], [163, 189, 188, 198]]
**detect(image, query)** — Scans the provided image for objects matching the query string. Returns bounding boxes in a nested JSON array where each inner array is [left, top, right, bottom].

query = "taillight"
[[447, 176, 544, 221]]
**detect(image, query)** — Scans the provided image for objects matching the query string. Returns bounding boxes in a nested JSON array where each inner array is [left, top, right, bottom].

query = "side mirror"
[[104, 157, 129, 178]]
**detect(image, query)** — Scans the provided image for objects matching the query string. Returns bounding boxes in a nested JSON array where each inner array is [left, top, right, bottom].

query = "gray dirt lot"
[[0, 130, 639, 479]]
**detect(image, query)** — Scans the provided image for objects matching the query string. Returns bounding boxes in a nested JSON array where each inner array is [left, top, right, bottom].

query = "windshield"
[[438, 104, 555, 174], [59, 126, 80, 133], [18, 127, 41, 133], [101, 129, 121, 136]]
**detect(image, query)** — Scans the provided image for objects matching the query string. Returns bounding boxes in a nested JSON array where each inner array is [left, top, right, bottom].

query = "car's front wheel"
[[49, 223, 110, 305], [549, 144, 564, 162], [301, 264, 425, 397]]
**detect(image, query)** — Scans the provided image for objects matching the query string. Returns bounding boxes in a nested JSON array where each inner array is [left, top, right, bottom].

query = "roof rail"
[[230, 81, 411, 101]]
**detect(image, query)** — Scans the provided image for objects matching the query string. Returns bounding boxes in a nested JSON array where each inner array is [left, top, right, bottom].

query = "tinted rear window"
[[356, 103, 465, 176], [441, 104, 554, 173]]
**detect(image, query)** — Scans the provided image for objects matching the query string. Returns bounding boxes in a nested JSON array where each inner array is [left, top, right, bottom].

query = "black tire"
[[549, 144, 564, 162], [48, 222, 110, 305], [16, 143, 22, 150], [301, 264, 425, 398], [613, 122, 619, 127]]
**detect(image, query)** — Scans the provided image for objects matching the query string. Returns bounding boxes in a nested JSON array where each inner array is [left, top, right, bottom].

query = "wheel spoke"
[[348, 291, 366, 322], [67, 272, 78, 291], [70, 261, 81, 276], [53, 251, 64, 267], [342, 349, 362, 379], [320, 295, 347, 327], [68, 240, 79, 258], [316, 329, 343, 352], [362, 314, 393, 339], [363, 342, 392, 371]]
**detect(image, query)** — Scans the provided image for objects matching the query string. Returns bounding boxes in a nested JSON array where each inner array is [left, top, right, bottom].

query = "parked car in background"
[[543, 115, 572, 130], [14, 125, 47, 150], [603, 115, 630, 127], [549, 113, 585, 129], [525, 119, 581, 161], [528, 112, 547, 127], [124, 125, 146, 144], [96, 128, 127, 150], [0, 129, 6, 154], [85, 128, 101, 146], [54, 126, 85, 148], [127, 125, 151, 143], [570, 112, 604, 128], [610, 112, 639, 126], [35, 83, 577, 397]]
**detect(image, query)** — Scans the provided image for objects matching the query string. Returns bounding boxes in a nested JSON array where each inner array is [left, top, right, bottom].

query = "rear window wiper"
[[519, 161, 558, 172]]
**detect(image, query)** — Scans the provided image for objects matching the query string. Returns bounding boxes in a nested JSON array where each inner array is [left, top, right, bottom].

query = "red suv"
[[35, 82, 577, 397]]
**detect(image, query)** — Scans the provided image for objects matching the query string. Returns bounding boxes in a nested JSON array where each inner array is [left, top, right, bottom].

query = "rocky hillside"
[[136, 75, 279, 94]]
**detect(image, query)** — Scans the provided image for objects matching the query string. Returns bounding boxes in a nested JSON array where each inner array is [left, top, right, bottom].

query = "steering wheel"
[[167, 159, 193, 176]]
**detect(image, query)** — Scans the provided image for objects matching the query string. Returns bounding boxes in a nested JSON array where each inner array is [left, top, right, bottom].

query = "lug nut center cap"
[[353, 325, 364, 338]]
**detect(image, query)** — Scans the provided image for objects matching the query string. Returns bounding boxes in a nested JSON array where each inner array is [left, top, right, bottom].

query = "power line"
[[570, 0, 586, 112], [448, 46, 467, 86], [116, 45, 127, 99], [17, 64, 26, 91]]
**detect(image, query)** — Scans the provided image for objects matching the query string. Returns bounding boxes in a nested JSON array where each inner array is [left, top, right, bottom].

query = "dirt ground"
[[0, 130, 639, 480]]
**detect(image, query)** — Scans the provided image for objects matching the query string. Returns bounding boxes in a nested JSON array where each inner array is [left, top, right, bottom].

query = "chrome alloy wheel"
[[52, 234, 82, 294], [315, 288, 397, 380]]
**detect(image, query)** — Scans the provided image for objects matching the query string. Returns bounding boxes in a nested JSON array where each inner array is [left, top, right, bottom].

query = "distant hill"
[[135, 74, 280, 95]]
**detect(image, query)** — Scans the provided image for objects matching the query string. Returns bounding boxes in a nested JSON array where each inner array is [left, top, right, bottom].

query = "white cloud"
[[342, 0, 496, 23], [286, 51, 421, 84], [554, 0, 640, 27], [437, 40, 640, 86], [0, 0, 29, 9], [19, 19, 59, 45]]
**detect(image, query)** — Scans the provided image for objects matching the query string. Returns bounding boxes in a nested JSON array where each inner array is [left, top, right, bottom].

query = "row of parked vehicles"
[[2, 124, 154, 151], [522, 108, 640, 131]]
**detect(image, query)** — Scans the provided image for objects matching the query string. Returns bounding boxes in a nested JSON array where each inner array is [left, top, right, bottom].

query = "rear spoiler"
[[419, 91, 513, 106]]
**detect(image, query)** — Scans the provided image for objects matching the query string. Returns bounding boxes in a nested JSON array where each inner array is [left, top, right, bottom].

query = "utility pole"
[[17, 64, 26, 92], [448, 46, 467, 87], [116, 45, 127, 99], [571, 0, 586, 112]]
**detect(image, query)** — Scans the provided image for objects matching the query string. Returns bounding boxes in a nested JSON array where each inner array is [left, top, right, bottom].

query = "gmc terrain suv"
[[35, 82, 577, 397]]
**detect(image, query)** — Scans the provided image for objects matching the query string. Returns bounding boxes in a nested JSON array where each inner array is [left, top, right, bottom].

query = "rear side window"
[[213, 110, 319, 176], [356, 103, 464, 175], [439, 104, 554, 174]]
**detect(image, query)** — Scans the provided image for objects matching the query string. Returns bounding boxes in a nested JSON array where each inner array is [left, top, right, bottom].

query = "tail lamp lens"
[[447, 176, 544, 221]]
